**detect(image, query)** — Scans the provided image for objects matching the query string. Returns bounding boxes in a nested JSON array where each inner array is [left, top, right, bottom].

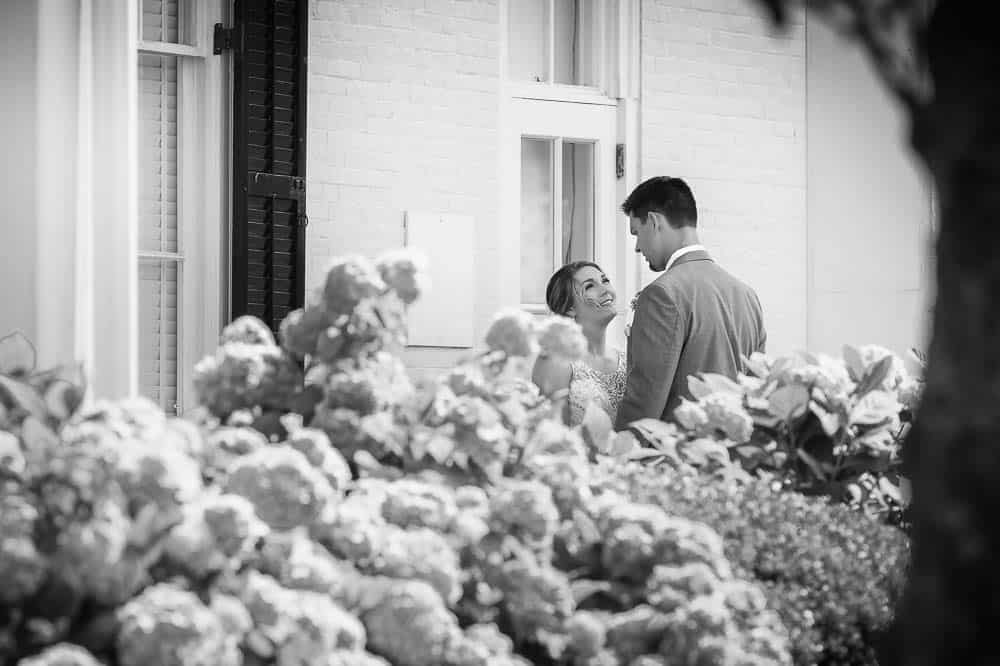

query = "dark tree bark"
[[894, 2, 1000, 664], [749, 0, 1000, 663]]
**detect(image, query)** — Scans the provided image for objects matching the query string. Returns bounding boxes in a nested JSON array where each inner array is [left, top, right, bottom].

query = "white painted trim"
[[138, 40, 206, 58], [89, 0, 140, 398], [76, 0, 96, 387], [505, 81, 618, 106], [35, 0, 82, 369]]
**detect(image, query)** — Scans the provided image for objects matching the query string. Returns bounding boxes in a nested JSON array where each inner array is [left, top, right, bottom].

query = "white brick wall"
[[640, 0, 808, 355], [307, 0, 501, 379]]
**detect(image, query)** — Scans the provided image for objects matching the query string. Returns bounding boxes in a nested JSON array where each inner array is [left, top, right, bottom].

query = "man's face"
[[629, 213, 668, 272]]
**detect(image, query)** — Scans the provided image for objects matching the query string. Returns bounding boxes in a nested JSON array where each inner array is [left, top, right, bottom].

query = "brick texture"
[[640, 0, 808, 354], [306, 0, 501, 379]]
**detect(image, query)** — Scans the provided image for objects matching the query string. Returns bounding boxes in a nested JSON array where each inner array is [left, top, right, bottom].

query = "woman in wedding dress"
[[532, 261, 627, 426]]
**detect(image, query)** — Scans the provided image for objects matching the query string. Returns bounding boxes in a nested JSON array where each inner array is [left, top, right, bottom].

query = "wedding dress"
[[567, 351, 627, 426]]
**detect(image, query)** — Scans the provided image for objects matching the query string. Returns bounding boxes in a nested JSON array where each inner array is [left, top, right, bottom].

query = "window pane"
[[139, 259, 179, 413], [561, 142, 595, 264], [508, 0, 549, 82], [553, 0, 600, 86], [520, 138, 554, 304], [139, 54, 178, 253], [142, 0, 181, 44]]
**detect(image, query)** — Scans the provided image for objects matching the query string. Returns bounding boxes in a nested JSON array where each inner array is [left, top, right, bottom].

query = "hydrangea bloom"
[[164, 492, 268, 577], [380, 479, 459, 532], [114, 439, 202, 511], [368, 526, 464, 606], [201, 425, 269, 480], [193, 342, 302, 418], [360, 579, 459, 666], [255, 531, 360, 605], [488, 479, 559, 544], [16, 643, 103, 666], [219, 315, 276, 346], [0, 534, 47, 605], [484, 309, 538, 358], [376, 248, 430, 305], [281, 418, 352, 493], [535, 315, 587, 362], [321, 255, 387, 314], [224, 445, 336, 531], [117, 583, 241, 666], [279, 304, 330, 358], [277, 591, 367, 665]]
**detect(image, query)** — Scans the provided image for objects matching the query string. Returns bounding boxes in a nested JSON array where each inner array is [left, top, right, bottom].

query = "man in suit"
[[615, 176, 767, 430]]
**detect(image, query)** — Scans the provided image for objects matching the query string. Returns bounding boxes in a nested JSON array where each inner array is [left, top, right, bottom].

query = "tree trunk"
[[892, 1, 1000, 663]]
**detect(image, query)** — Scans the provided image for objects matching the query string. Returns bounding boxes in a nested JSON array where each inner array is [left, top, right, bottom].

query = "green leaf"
[[842, 344, 865, 382], [741, 353, 770, 378], [695, 372, 743, 396], [626, 419, 682, 461], [854, 355, 894, 397], [605, 430, 639, 456], [0, 375, 48, 422], [796, 448, 828, 481], [425, 432, 456, 463], [767, 384, 810, 422], [0, 331, 36, 376], [809, 401, 842, 436], [687, 375, 713, 399], [570, 579, 612, 605]]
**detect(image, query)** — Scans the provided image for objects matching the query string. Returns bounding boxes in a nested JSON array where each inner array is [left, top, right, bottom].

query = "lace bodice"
[[567, 351, 627, 426]]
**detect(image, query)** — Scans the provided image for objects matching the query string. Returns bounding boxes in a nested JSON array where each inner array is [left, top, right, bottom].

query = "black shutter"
[[231, 0, 307, 332]]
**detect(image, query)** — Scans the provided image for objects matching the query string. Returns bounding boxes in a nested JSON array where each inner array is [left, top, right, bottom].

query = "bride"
[[532, 261, 626, 426]]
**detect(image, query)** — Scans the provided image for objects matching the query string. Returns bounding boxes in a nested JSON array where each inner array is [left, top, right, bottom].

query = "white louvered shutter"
[[142, 0, 180, 43], [138, 52, 180, 413]]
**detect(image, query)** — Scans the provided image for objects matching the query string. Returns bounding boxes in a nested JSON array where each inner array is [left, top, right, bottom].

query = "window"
[[502, 0, 618, 314], [519, 138, 596, 305], [508, 0, 603, 87], [137, 0, 226, 414]]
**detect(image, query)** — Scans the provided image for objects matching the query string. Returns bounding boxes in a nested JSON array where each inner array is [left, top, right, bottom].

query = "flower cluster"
[[0, 250, 912, 666], [622, 345, 923, 525]]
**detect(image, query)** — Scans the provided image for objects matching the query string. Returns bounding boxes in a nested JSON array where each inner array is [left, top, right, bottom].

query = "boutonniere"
[[625, 295, 639, 339]]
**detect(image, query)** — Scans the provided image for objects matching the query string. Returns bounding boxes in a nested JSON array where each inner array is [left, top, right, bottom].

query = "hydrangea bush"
[[0, 250, 908, 666], [621, 346, 923, 527]]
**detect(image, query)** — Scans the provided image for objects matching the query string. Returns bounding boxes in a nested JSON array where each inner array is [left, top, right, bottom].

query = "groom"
[[615, 177, 767, 430]]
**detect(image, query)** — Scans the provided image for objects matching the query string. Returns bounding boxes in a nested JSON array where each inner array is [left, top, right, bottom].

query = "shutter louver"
[[138, 261, 178, 409], [142, 0, 180, 44], [138, 52, 180, 412], [232, 0, 307, 334]]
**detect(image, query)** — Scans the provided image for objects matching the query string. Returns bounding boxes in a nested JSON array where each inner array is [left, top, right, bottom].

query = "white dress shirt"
[[663, 244, 707, 273]]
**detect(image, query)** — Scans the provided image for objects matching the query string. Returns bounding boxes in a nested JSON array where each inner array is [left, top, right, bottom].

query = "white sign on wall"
[[404, 212, 476, 348]]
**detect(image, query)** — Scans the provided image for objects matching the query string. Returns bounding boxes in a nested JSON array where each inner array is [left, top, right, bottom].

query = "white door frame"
[[499, 96, 628, 345]]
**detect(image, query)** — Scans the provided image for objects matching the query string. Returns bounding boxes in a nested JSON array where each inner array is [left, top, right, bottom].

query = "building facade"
[[0, 0, 934, 414]]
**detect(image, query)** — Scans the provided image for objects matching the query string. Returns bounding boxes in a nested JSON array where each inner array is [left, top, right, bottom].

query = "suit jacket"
[[615, 250, 766, 429]]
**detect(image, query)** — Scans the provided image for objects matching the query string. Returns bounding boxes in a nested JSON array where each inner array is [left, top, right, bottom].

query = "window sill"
[[505, 82, 618, 107]]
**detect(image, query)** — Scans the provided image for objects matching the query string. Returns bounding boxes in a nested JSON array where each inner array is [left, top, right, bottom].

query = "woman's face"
[[570, 265, 617, 325]]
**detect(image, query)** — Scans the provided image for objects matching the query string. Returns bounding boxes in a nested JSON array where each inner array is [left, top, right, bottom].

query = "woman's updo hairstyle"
[[545, 261, 602, 317]]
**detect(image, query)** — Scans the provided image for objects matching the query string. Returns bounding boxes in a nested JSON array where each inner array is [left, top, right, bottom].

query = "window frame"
[[504, 0, 619, 104], [499, 0, 640, 348], [136, 0, 227, 414], [503, 97, 618, 316]]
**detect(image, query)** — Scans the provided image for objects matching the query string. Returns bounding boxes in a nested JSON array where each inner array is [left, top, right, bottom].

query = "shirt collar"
[[664, 244, 707, 272]]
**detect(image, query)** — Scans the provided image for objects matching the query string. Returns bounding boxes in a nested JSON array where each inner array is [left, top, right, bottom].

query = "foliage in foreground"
[[0, 249, 909, 666]]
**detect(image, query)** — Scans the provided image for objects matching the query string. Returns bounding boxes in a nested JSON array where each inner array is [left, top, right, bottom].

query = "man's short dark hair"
[[621, 176, 698, 228]]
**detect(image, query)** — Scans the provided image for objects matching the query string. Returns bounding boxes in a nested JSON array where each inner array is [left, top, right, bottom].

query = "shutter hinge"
[[213, 23, 234, 54]]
